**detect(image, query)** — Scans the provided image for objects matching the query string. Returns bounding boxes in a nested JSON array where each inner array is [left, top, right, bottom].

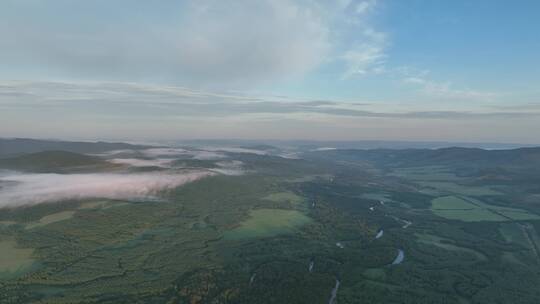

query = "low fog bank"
[[97, 148, 228, 161], [210, 160, 245, 176], [0, 145, 260, 208], [109, 158, 175, 168], [0, 170, 213, 208]]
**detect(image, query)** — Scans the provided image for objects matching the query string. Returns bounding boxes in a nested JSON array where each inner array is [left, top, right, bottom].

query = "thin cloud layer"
[[2, 80, 539, 143], [0, 171, 213, 208], [210, 160, 245, 176], [190, 151, 228, 160], [108, 158, 175, 168], [141, 148, 227, 160], [203, 147, 268, 155], [141, 148, 188, 157]]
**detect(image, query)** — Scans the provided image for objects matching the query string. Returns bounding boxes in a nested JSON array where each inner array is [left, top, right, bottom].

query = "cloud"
[[416, 79, 498, 101], [0, 0, 387, 85], [338, 1, 387, 78], [171, 0, 330, 85], [2, 80, 538, 143], [0, 170, 213, 208], [210, 160, 245, 176], [108, 158, 175, 168], [141, 148, 228, 160], [203, 147, 268, 155], [90, 149, 137, 156], [342, 44, 386, 77], [190, 151, 228, 160], [0, 0, 335, 86], [399, 68, 499, 102], [141, 148, 188, 157], [1, 81, 538, 122], [355, 0, 378, 15], [92, 146, 229, 161], [490, 103, 540, 111]]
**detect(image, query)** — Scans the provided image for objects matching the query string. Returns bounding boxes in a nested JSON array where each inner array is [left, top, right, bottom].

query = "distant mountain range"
[[2, 138, 539, 174], [176, 139, 538, 150], [0, 138, 151, 158], [0, 151, 119, 173], [306, 146, 540, 168]]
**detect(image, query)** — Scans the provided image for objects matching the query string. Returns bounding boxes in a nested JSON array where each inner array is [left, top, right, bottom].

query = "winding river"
[[391, 249, 405, 265], [328, 278, 340, 304]]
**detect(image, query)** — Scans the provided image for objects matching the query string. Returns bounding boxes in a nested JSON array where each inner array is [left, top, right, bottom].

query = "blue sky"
[[0, 0, 539, 143]]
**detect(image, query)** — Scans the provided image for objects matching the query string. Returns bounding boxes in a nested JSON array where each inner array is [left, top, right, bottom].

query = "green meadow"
[[389, 166, 460, 181], [431, 196, 540, 222], [223, 208, 312, 240], [25, 210, 76, 229], [419, 181, 502, 196], [0, 239, 36, 279]]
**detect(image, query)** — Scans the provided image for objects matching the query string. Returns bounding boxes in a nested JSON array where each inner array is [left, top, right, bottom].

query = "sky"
[[0, 0, 539, 144]]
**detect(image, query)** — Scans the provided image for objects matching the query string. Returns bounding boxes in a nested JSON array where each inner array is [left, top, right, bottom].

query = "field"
[[25, 210, 75, 229], [389, 166, 460, 181], [430, 195, 540, 222], [0, 239, 35, 279], [224, 208, 312, 239], [419, 181, 502, 196]]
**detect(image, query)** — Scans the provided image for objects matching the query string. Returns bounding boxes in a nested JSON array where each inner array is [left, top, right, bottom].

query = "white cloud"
[[0, 0, 335, 86], [398, 66, 498, 102], [0, 0, 388, 85], [355, 0, 378, 15], [403, 76, 498, 102], [403, 77, 426, 84], [191, 151, 228, 160], [141, 148, 188, 157], [210, 160, 245, 176], [420, 81, 498, 101], [108, 158, 175, 168], [340, 6, 388, 79], [342, 44, 386, 77], [172, 0, 331, 85], [90, 149, 137, 156], [141, 148, 228, 160], [203, 147, 268, 155], [0, 171, 213, 208]]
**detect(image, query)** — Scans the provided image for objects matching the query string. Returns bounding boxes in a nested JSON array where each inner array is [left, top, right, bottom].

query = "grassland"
[[431, 196, 478, 210], [419, 181, 502, 196], [25, 210, 75, 229], [0, 238, 35, 279], [430, 195, 540, 222], [389, 166, 460, 181], [434, 208, 508, 222], [223, 208, 312, 240]]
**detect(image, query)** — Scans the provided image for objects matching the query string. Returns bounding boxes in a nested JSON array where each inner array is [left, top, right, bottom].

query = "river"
[[328, 278, 340, 304], [392, 249, 405, 265]]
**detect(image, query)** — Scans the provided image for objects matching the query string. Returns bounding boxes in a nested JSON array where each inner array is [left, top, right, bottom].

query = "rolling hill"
[[0, 151, 119, 173]]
